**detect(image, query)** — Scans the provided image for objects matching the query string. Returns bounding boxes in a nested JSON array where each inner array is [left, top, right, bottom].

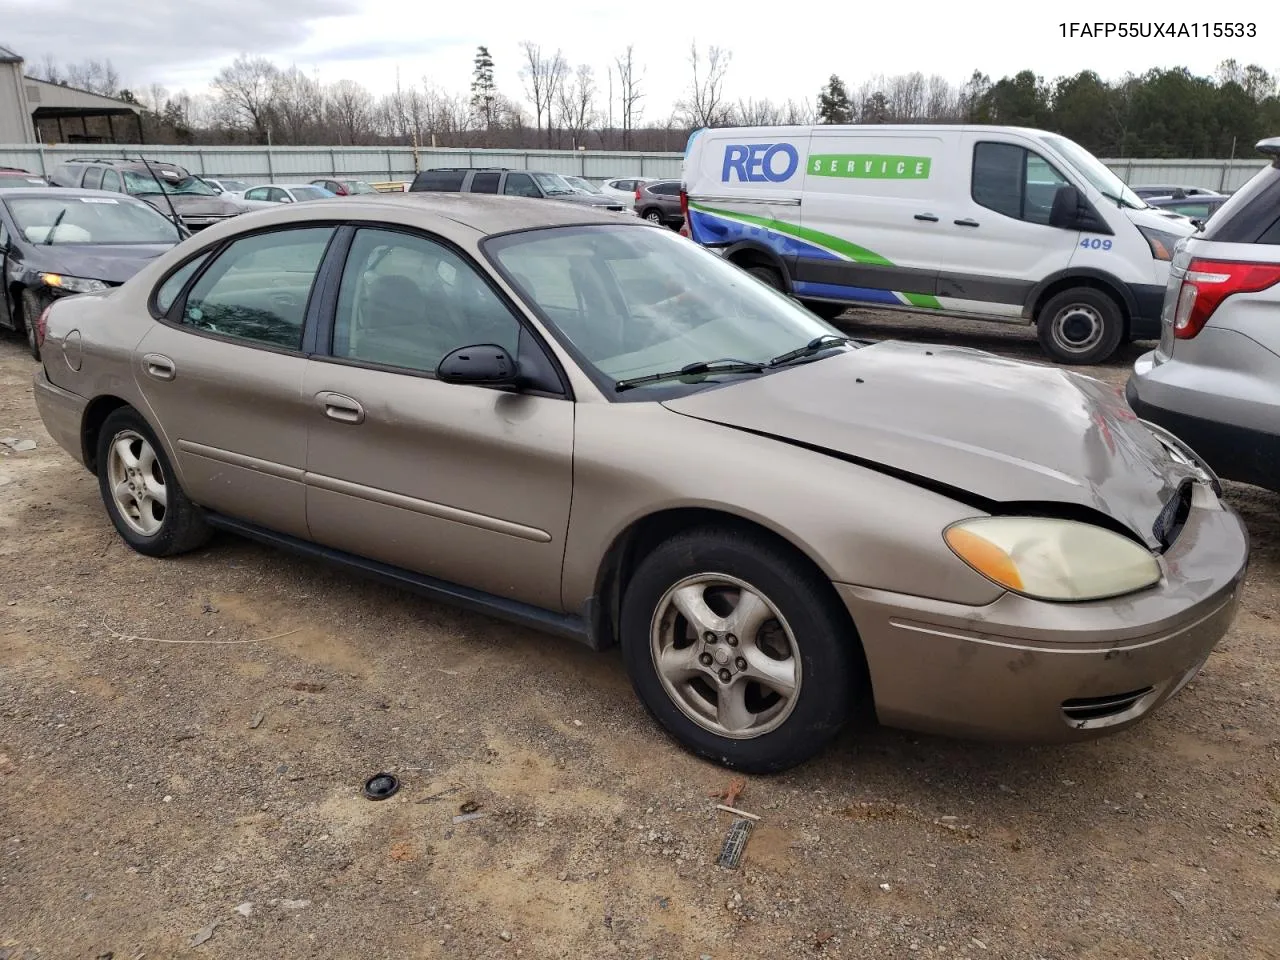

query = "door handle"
[[914, 213, 939, 222], [143, 353, 175, 381], [954, 218, 980, 228], [316, 392, 365, 424]]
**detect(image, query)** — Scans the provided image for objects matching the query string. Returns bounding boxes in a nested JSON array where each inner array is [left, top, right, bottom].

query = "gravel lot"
[[1, 310, 1278, 960]]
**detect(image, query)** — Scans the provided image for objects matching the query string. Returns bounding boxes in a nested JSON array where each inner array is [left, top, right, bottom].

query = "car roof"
[[208, 192, 643, 236], [0, 186, 148, 201]]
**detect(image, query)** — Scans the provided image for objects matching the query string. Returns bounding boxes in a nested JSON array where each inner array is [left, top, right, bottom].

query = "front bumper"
[[32, 367, 88, 468], [837, 482, 1248, 742]]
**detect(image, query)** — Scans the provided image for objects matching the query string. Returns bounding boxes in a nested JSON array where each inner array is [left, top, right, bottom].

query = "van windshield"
[[1043, 135, 1147, 210]]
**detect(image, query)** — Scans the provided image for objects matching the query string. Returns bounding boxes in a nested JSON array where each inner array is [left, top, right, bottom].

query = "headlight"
[[1137, 225, 1183, 261], [944, 517, 1161, 601], [40, 273, 109, 294]]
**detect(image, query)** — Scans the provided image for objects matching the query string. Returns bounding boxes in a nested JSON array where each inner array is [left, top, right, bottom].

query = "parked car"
[[49, 158, 250, 231], [1131, 185, 1224, 200], [30, 193, 1246, 773], [683, 124, 1198, 363], [0, 186, 184, 359], [601, 176, 657, 208], [1126, 137, 1280, 492], [311, 178, 378, 196], [635, 179, 685, 229], [241, 183, 337, 206], [203, 178, 253, 197], [0, 167, 48, 188], [563, 175, 604, 196], [1144, 194, 1228, 224], [409, 167, 629, 212]]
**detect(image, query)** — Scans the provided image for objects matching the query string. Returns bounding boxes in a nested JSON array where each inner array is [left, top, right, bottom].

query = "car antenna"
[[136, 155, 184, 232]]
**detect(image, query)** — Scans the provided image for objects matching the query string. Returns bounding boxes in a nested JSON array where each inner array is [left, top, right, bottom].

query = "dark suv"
[[635, 179, 684, 229], [409, 167, 629, 213], [49, 158, 249, 230]]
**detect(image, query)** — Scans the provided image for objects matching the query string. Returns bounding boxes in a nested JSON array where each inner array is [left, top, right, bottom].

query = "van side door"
[[797, 130, 950, 309], [940, 133, 1083, 318]]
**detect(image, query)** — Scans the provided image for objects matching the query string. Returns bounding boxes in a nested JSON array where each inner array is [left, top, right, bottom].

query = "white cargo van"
[[681, 125, 1198, 364]]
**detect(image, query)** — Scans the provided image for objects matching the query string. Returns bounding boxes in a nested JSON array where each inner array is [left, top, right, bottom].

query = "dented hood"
[[661, 341, 1198, 549]]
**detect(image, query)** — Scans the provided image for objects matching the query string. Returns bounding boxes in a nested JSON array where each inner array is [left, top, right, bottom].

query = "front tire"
[[20, 288, 50, 360], [1035, 287, 1124, 365], [620, 527, 863, 773], [743, 264, 784, 292], [96, 407, 211, 557]]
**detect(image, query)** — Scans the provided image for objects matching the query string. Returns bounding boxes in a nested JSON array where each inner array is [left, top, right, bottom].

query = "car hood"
[[1126, 204, 1199, 235], [661, 341, 1200, 550], [554, 192, 626, 209], [24, 243, 176, 284], [139, 195, 242, 216]]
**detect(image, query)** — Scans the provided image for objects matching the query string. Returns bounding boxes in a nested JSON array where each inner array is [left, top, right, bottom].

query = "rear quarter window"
[[1199, 164, 1280, 244], [412, 171, 467, 191]]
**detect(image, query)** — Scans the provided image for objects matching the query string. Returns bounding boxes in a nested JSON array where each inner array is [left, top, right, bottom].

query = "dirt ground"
[[1, 310, 1278, 960]]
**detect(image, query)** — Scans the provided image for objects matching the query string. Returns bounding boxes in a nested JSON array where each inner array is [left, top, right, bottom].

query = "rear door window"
[[178, 227, 335, 350], [414, 170, 467, 191], [471, 172, 500, 194]]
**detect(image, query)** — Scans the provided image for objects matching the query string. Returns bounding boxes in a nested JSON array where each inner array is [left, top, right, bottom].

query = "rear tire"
[[96, 407, 211, 558], [620, 527, 863, 773], [801, 299, 848, 321], [744, 264, 784, 292], [642, 208, 663, 224], [1035, 287, 1124, 365], [20, 288, 49, 361]]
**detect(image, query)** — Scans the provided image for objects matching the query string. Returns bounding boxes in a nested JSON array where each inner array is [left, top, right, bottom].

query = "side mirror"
[[436, 343, 520, 386], [1049, 184, 1110, 233]]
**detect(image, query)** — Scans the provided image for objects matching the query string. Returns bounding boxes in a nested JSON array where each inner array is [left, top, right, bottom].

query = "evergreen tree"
[[817, 75, 853, 124], [471, 46, 496, 128]]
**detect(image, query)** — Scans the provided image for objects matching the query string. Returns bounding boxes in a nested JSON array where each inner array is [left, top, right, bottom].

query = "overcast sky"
[[2, 0, 1274, 116]]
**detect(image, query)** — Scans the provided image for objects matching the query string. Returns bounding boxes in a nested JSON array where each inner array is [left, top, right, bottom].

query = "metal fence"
[[0, 143, 1269, 191]]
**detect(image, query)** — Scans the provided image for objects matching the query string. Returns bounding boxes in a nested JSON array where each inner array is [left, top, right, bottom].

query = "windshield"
[[122, 170, 219, 197], [292, 186, 334, 201], [567, 177, 603, 194], [220, 180, 251, 192], [532, 172, 576, 196], [1042, 135, 1147, 210], [6, 195, 182, 244], [486, 224, 848, 393], [344, 180, 377, 194]]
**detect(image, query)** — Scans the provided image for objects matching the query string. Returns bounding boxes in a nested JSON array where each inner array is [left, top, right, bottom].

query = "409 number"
[[1080, 237, 1113, 251]]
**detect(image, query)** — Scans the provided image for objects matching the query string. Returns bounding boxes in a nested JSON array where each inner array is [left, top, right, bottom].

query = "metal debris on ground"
[[717, 817, 753, 869], [248, 711, 265, 730], [234, 902, 253, 917], [362, 773, 400, 801], [452, 811, 487, 824], [0, 438, 36, 452], [416, 786, 460, 803]]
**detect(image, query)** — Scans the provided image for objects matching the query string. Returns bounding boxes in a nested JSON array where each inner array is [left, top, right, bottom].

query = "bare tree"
[[213, 55, 279, 143], [325, 79, 375, 145], [676, 43, 732, 128], [271, 67, 322, 144], [733, 97, 783, 125], [557, 64, 598, 148], [615, 45, 645, 148], [781, 98, 815, 125], [925, 74, 959, 120], [66, 58, 120, 96], [887, 72, 926, 121], [30, 53, 64, 84], [519, 42, 568, 147]]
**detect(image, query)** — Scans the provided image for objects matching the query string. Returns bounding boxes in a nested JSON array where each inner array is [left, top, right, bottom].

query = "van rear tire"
[[744, 264, 784, 292], [1035, 287, 1124, 365]]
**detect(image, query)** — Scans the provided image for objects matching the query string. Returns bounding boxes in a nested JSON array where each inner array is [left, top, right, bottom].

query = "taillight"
[[1173, 258, 1280, 340], [36, 305, 52, 349], [679, 188, 690, 238], [635, 186, 642, 203]]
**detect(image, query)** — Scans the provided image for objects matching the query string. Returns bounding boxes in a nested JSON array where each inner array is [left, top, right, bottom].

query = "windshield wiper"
[[44, 207, 69, 245], [614, 359, 765, 392], [768, 334, 853, 368]]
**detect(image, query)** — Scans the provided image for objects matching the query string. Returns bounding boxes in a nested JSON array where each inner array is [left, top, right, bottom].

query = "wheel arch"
[[81, 395, 134, 474], [1023, 268, 1134, 337]]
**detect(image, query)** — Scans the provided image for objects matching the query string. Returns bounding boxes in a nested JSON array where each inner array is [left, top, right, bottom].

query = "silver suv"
[[1126, 138, 1280, 492]]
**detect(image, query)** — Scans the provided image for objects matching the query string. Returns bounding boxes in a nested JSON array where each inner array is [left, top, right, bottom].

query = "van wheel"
[[1036, 288, 1124, 364], [744, 264, 784, 292], [801, 299, 848, 321], [619, 527, 863, 773]]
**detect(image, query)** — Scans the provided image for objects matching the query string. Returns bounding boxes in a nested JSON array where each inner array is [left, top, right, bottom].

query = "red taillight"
[[1173, 258, 1280, 340], [635, 186, 642, 203], [36, 305, 52, 349], [679, 188, 690, 238]]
